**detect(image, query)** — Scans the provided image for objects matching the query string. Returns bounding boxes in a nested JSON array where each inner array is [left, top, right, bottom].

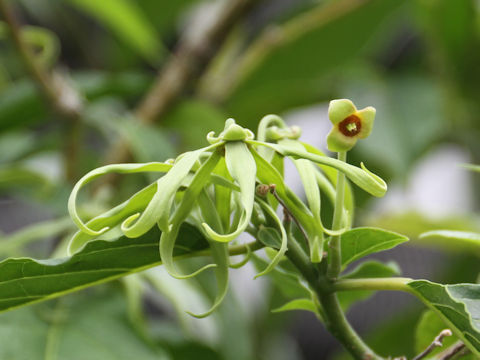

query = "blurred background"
[[0, 0, 479, 359]]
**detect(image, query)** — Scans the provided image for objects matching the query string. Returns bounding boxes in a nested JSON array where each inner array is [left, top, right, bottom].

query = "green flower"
[[326, 99, 376, 152]]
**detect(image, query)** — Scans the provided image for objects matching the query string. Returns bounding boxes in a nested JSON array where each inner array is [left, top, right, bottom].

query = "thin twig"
[[0, 0, 83, 181], [412, 329, 452, 360], [438, 342, 468, 360], [103, 0, 262, 167]]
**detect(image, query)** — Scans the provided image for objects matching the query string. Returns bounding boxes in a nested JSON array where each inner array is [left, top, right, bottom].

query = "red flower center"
[[338, 114, 361, 137]]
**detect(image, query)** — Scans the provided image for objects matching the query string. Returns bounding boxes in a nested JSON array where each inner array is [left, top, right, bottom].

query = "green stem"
[[284, 234, 383, 360], [333, 277, 415, 294], [327, 151, 347, 279]]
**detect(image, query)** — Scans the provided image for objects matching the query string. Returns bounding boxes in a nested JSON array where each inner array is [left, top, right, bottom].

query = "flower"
[[326, 99, 376, 152]]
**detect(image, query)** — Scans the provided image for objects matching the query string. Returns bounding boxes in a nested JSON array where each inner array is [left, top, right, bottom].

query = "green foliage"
[[0, 224, 206, 313], [408, 281, 480, 356], [340, 228, 408, 269], [1, 0, 479, 359]]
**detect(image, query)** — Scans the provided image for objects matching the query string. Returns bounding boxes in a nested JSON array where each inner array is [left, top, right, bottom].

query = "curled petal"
[[68, 162, 171, 237], [122, 144, 220, 237], [159, 150, 222, 279]]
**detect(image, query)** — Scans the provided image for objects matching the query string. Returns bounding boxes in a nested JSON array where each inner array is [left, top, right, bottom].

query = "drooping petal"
[[68, 162, 172, 237], [159, 149, 222, 279], [326, 127, 358, 152], [262, 142, 387, 197], [68, 181, 157, 254], [356, 106, 376, 139], [203, 142, 256, 242], [213, 157, 233, 232], [328, 99, 356, 125], [187, 188, 229, 318], [122, 144, 220, 238]]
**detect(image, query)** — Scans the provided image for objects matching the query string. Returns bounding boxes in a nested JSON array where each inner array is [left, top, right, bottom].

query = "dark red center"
[[338, 114, 361, 137]]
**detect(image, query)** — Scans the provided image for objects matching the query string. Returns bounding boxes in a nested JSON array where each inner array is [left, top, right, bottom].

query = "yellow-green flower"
[[326, 99, 376, 152]]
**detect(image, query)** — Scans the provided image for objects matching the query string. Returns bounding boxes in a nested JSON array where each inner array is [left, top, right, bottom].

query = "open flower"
[[326, 99, 376, 152]]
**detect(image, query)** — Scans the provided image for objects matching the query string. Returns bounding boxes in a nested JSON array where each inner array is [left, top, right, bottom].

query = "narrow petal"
[[68, 162, 172, 237], [327, 128, 357, 152], [203, 142, 256, 242], [160, 150, 222, 279], [356, 106, 376, 139], [328, 99, 356, 125], [276, 145, 387, 197], [122, 144, 219, 237], [68, 182, 158, 254]]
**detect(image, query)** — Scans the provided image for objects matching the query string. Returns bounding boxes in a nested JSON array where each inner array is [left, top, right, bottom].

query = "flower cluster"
[[68, 99, 384, 317]]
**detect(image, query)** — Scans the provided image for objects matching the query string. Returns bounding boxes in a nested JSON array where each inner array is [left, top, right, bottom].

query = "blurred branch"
[[199, 0, 372, 101], [437, 342, 468, 360], [0, 0, 84, 182], [412, 329, 452, 360], [102, 0, 262, 167]]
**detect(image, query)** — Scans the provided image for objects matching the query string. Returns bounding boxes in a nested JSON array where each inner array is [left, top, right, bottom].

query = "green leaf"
[[0, 223, 208, 313], [66, 0, 164, 64], [341, 227, 408, 269], [408, 280, 480, 357], [272, 298, 317, 314], [0, 288, 170, 360]]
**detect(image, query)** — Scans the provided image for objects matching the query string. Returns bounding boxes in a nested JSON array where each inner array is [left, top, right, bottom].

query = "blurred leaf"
[[0, 166, 51, 191], [408, 280, 480, 357], [120, 119, 175, 163], [0, 80, 45, 131], [420, 230, 480, 256], [340, 227, 409, 269], [0, 131, 36, 164], [370, 211, 479, 239], [225, 0, 402, 124], [0, 72, 151, 132], [0, 223, 208, 313], [414, 0, 480, 98], [0, 217, 73, 257], [162, 100, 227, 150], [342, 74, 447, 177], [66, 0, 164, 64], [415, 310, 473, 359], [252, 255, 311, 300], [272, 298, 317, 314], [0, 288, 170, 360], [136, 0, 198, 34], [341, 260, 400, 279], [338, 260, 400, 312]]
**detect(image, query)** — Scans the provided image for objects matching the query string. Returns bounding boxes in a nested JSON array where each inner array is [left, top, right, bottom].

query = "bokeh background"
[[0, 0, 479, 359]]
